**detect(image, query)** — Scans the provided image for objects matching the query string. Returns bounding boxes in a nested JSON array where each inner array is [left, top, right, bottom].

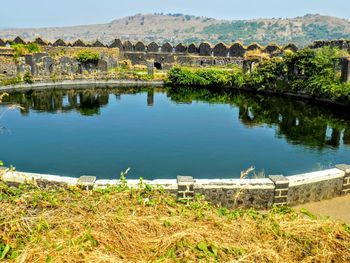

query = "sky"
[[1, 0, 349, 28]]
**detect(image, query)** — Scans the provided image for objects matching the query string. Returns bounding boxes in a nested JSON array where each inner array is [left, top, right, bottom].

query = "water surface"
[[1, 87, 349, 179]]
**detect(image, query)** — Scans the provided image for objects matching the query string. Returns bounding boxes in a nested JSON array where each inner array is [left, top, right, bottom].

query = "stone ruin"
[[187, 43, 198, 54], [92, 40, 105, 48], [264, 44, 281, 55], [34, 37, 47, 46], [72, 39, 86, 47], [13, 36, 26, 45], [53, 39, 67, 47], [134, 41, 146, 52], [161, 43, 173, 53], [246, 43, 261, 51], [199, 42, 212, 56], [229, 43, 246, 57], [109, 39, 123, 49], [213, 43, 229, 57], [147, 42, 159, 52], [1, 36, 349, 78], [175, 43, 187, 53], [284, 43, 298, 52]]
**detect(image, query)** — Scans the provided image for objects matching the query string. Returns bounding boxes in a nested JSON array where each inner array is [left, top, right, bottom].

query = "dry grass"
[[0, 182, 350, 262]]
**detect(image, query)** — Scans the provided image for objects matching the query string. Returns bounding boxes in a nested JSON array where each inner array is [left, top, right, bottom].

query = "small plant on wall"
[[75, 50, 100, 64]]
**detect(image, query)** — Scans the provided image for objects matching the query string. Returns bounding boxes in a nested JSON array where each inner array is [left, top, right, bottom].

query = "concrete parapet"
[[1, 165, 349, 209]]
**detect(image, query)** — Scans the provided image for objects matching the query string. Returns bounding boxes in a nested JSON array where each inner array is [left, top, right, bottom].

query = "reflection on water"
[[4, 87, 349, 150], [167, 88, 350, 150], [1, 86, 350, 179]]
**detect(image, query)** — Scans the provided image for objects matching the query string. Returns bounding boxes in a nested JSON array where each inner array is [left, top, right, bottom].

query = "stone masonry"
[[268, 175, 289, 205], [336, 164, 350, 195], [177, 176, 195, 202]]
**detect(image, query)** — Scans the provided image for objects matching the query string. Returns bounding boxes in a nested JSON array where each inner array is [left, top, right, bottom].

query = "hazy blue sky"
[[1, 0, 349, 28]]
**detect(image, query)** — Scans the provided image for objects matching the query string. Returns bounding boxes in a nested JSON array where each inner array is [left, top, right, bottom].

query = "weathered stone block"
[[134, 41, 146, 52], [341, 58, 350, 83], [123, 41, 134, 52], [229, 43, 246, 57], [147, 42, 159, 52], [188, 44, 198, 54], [213, 43, 229, 57], [175, 43, 187, 53], [199, 42, 212, 56], [161, 43, 173, 53]]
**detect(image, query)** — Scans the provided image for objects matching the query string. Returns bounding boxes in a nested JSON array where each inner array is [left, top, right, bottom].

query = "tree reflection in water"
[[2, 87, 350, 150]]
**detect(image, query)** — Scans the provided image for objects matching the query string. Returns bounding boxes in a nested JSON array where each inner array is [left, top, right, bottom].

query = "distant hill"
[[1, 13, 350, 46]]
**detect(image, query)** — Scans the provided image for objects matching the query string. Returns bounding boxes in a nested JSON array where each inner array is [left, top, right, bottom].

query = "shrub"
[[166, 66, 245, 88], [12, 43, 41, 59], [75, 50, 100, 64], [23, 71, 33, 84]]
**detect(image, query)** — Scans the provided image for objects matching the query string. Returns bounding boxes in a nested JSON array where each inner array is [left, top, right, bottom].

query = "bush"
[[75, 50, 100, 64], [12, 43, 41, 59], [23, 72, 33, 84], [166, 66, 245, 88], [166, 46, 350, 102]]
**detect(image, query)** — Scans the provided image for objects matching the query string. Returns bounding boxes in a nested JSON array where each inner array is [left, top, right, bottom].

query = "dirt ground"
[[294, 195, 350, 224]]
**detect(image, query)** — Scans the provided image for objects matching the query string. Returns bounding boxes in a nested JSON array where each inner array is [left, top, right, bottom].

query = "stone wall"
[[123, 52, 244, 69], [0, 36, 301, 58], [0, 46, 119, 78], [287, 169, 344, 206], [310, 40, 350, 53], [1, 165, 349, 210]]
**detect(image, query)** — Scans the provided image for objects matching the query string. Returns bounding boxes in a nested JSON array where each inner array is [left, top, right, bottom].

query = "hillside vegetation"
[[0, 181, 350, 262], [0, 13, 350, 46]]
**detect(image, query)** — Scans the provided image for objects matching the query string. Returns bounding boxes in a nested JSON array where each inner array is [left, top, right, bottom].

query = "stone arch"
[[34, 37, 47, 46], [213, 42, 229, 57], [175, 43, 187, 53], [161, 42, 173, 53], [53, 39, 67, 47], [188, 43, 198, 54], [154, 62, 162, 70], [229, 42, 246, 57], [134, 41, 146, 52], [0, 39, 5, 47], [283, 43, 298, 52], [109, 39, 123, 49], [13, 36, 26, 45], [123, 41, 134, 52], [264, 44, 280, 55], [72, 39, 86, 47], [92, 40, 105, 47], [246, 43, 261, 51], [199, 42, 212, 56], [147, 42, 159, 52]]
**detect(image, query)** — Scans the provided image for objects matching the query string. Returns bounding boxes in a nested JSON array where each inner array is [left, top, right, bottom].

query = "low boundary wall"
[[1, 164, 349, 209]]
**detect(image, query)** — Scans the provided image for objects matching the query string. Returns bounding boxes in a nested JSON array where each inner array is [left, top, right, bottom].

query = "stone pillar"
[[77, 176, 96, 190], [341, 57, 350, 83], [147, 60, 154, 76], [25, 54, 37, 75], [336, 164, 350, 195], [268, 175, 289, 206], [177, 176, 194, 202]]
